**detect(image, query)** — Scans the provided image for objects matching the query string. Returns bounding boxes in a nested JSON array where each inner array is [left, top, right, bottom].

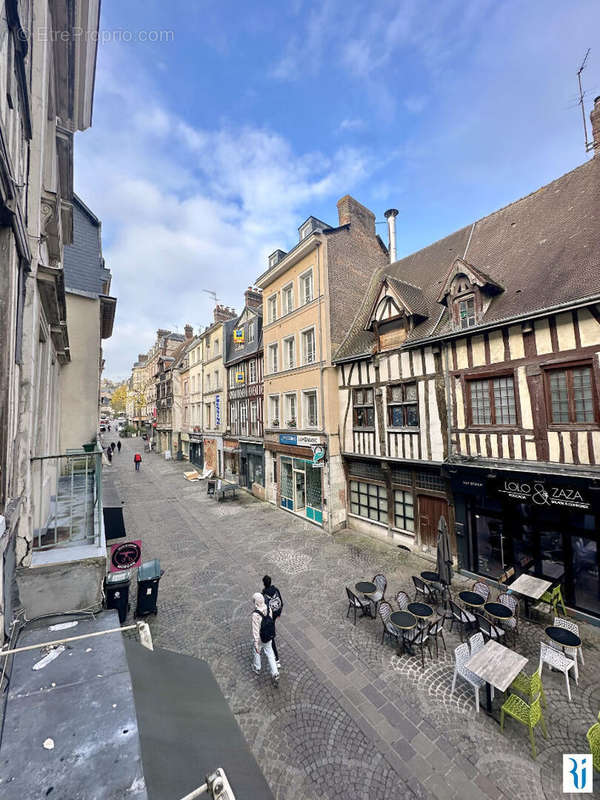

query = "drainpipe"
[[315, 240, 331, 532]]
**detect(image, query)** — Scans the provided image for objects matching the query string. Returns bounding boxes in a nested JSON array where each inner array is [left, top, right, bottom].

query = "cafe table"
[[484, 602, 513, 622], [545, 625, 582, 681], [420, 570, 440, 584], [408, 602, 434, 628], [459, 591, 485, 609], [390, 610, 417, 655], [508, 574, 552, 618], [355, 581, 376, 617], [466, 640, 528, 714]]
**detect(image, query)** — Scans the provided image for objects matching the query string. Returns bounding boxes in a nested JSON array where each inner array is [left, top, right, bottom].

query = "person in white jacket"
[[251, 592, 279, 685]]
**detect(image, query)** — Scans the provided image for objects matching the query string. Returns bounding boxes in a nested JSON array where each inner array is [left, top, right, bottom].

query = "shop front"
[[224, 438, 240, 481], [239, 442, 264, 490], [188, 433, 203, 469], [450, 465, 600, 619], [181, 432, 189, 460], [266, 434, 325, 525]]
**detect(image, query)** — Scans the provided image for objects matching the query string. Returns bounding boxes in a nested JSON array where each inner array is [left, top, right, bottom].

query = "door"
[[294, 470, 306, 512], [418, 496, 449, 549]]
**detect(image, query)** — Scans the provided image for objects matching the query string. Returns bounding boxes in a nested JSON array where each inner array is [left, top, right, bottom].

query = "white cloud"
[[338, 118, 365, 132], [75, 51, 374, 379]]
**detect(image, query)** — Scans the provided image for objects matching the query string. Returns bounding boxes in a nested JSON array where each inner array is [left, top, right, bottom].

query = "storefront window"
[[393, 490, 414, 531], [350, 480, 388, 523], [281, 457, 293, 503], [572, 534, 599, 615], [306, 464, 322, 510]]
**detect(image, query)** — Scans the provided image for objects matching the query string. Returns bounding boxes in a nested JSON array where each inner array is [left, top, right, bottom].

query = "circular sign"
[[111, 542, 141, 571]]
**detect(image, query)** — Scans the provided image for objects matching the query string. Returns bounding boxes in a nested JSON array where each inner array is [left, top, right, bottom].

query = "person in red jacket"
[[134, 453, 142, 471]]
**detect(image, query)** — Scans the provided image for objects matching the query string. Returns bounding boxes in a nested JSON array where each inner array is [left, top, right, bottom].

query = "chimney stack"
[[336, 195, 376, 234], [384, 209, 399, 263], [591, 96, 600, 155], [245, 286, 262, 309], [213, 304, 236, 323], [184, 324, 194, 340]]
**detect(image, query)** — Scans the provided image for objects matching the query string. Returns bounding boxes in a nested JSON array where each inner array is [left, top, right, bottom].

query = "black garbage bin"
[[135, 559, 162, 617], [105, 570, 131, 624]]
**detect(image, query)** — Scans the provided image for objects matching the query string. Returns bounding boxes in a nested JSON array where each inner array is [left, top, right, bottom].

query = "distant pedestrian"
[[251, 592, 279, 686], [110, 442, 116, 452], [262, 575, 283, 668], [117, 441, 122, 453], [134, 452, 142, 471], [106, 447, 112, 464]]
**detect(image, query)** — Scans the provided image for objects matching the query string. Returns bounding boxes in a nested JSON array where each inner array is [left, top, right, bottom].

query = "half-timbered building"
[[335, 117, 600, 619], [224, 289, 265, 491]]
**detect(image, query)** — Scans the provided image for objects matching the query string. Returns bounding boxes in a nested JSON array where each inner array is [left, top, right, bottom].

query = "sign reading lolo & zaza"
[[496, 479, 591, 511], [110, 540, 142, 573]]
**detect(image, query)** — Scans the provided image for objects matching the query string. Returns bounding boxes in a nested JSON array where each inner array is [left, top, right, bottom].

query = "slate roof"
[[63, 195, 111, 296], [224, 306, 263, 366], [335, 157, 600, 361]]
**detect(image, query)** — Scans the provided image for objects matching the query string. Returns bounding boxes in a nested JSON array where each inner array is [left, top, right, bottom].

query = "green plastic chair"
[[587, 716, 600, 772], [538, 584, 566, 616], [500, 691, 547, 759], [510, 667, 546, 708]]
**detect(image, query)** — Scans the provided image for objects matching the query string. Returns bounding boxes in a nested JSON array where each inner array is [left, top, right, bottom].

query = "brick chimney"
[[245, 287, 262, 309], [213, 304, 236, 323], [336, 195, 376, 234], [591, 96, 600, 155], [184, 324, 194, 340], [138, 354, 147, 362]]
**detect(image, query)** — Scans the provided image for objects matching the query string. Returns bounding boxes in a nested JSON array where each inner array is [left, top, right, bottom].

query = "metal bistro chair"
[[472, 581, 491, 602], [428, 616, 446, 657], [378, 601, 401, 648], [498, 592, 520, 645], [345, 587, 371, 625], [469, 631, 485, 656], [538, 642, 575, 702], [207, 479, 216, 496], [449, 600, 476, 642], [412, 575, 438, 605], [451, 643, 487, 713], [395, 591, 410, 610], [474, 613, 506, 644], [405, 619, 433, 668]]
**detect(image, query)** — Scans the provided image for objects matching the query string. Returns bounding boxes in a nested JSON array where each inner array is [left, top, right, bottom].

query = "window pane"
[[470, 379, 491, 424], [390, 406, 403, 426], [355, 389, 363, 405], [493, 376, 516, 425], [394, 489, 414, 530], [405, 404, 419, 427], [404, 383, 417, 402], [391, 386, 403, 402], [572, 367, 593, 422], [550, 371, 569, 423]]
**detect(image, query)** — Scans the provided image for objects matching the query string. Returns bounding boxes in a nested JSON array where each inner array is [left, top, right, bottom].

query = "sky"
[[74, 0, 600, 380]]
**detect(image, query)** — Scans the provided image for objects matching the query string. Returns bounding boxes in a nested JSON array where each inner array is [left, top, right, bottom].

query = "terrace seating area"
[[345, 568, 599, 766]]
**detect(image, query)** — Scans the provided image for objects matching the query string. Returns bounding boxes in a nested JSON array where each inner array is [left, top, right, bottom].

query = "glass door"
[[280, 457, 293, 510], [571, 536, 599, 615], [472, 509, 505, 577], [294, 470, 306, 512]]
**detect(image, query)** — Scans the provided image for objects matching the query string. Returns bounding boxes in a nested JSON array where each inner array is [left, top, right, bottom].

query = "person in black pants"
[[262, 575, 283, 668]]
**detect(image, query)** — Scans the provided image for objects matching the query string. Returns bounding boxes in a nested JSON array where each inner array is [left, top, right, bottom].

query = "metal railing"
[[30, 449, 103, 550]]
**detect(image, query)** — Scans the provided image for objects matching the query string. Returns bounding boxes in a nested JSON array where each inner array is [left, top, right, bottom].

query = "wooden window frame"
[[465, 372, 518, 428], [387, 382, 419, 429], [348, 479, 388, 525], [542, 359, 600, 428], [352, 388, 375, 430]]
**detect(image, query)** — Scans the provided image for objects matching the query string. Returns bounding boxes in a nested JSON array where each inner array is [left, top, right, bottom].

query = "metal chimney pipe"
[[384, 209, 399, 263]]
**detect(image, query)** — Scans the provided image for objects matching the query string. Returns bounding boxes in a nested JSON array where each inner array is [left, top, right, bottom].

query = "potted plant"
[[272, 419, 279, 427], [288, 418, 297, 427]]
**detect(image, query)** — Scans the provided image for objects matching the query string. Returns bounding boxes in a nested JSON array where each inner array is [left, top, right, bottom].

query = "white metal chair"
[[451, 643, 489, 713], [553, 617, 584, 674], [469, 631, 485, 656], [539, 642, 576, 702]]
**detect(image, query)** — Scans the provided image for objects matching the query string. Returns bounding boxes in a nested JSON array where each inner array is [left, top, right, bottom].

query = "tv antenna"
[[202, 289, 221, 304], [577, 48, 594, 153]]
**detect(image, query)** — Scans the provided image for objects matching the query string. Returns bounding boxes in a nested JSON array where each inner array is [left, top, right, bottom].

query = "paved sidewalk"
[[107, 439, 599, 800]]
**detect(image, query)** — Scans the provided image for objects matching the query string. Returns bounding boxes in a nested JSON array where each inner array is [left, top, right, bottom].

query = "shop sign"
[[298, 435, 321, 446], [311, 444, 326, 468], [235, 371, 245, 384], [279, 433, 297, 445], [215, 395, 221, 426], [110, 540, 142, 572], [233, 328, 245, 343], [496, 479, 591, 511]]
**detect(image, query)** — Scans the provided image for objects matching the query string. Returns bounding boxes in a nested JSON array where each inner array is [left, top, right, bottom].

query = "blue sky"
[[75, 0, 600, 379]]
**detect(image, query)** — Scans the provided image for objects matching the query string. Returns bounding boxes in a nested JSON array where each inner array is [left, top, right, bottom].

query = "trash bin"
[[105, 570, 131, 624], [135, 559, 162, 617]]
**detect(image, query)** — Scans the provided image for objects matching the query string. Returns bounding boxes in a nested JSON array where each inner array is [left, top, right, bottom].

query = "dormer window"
[[458, 296, 476, 329], [300, 222, 312, 240]]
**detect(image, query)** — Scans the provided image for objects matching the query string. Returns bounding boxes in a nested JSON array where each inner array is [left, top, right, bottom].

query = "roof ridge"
[[386, 275, 424, 291]]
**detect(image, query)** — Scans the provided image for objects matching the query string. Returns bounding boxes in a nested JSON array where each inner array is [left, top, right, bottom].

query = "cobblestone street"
[[110, 439, 600, 800]]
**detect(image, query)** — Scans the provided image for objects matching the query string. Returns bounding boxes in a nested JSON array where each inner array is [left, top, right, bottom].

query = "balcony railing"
[[30, 449, 103, 550]]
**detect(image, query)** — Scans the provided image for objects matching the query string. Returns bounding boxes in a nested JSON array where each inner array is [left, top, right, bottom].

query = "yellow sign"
[[235, 371, 245, 384], [233, 328, 244, 343]]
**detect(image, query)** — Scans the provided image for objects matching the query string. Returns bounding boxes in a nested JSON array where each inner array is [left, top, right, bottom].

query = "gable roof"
[[335, 157, 600, 361], [436, 256, 504, 305]]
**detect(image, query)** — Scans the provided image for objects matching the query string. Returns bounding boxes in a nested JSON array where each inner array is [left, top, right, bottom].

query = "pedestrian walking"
[[262, 575, 283, 668], [134, 452, 142, 471], [117, 440, 122, 453], [251, 592, 279, 686], [110, 442, 116, 452], [106, 446, 112, 464]]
